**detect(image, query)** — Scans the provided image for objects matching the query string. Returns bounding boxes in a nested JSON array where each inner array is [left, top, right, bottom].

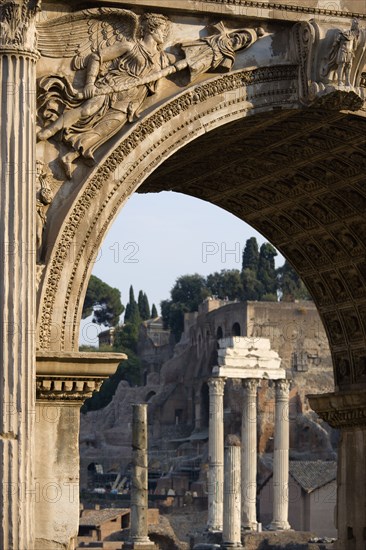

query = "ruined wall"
[[80, 300, 336, 488]]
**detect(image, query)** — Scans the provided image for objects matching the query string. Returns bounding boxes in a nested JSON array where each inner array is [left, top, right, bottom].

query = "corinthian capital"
[[242, 378, 260, 395], [0, 0, 40, 52], [208, 376, 226, 396], [275, 379, 290, 397]]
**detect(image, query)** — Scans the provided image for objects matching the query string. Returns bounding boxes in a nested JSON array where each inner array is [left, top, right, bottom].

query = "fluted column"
[[207, 376, 226, 531], [241, 379, 259, 530], [223, 436, 241, 548], [268, 379, 291, 530], [0, 3, 39, 548]]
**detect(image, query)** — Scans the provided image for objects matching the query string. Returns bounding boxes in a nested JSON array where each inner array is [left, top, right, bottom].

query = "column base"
[[241, 522, 257, 531], [124, 541, 157, 550], [207, 526, 223, 533], [267, 521, 291, 531]]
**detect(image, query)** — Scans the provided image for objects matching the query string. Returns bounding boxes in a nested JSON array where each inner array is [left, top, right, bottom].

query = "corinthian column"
[[223, 436, 241, 548], [268, 379, 291, 530], [0, 2, 40, 548], [241, 379, 259, 530], [207, 376, 226, 531]]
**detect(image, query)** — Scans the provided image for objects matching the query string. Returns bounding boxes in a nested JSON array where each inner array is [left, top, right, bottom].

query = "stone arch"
[[36, 65, 299, 353], [232, 322, 241, 337], [36, 65, 366, 393], [145, 391, 156, 403], [216, 326, 224, 341]]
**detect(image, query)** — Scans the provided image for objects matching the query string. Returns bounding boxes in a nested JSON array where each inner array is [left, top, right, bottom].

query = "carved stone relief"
[[36, 8, 263, 178], [334, 351, 353, 386], [31, 6, 366, 397], [322, 311, 345, 347], [36, 160, 54, 264], [291, 19, 366, 110]]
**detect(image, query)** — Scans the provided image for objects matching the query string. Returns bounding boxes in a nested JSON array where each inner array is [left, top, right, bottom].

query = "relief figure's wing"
[[37, 8, 139, 60]]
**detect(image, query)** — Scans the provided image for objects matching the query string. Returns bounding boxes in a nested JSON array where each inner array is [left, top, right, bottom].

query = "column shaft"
[[308, 390, 366, 550], [0, 5, 38, 545], [241, 379, 259, 530], [130, 404, 150, 544], [207, 377, 225, 531], [269, 380, 291, 530], [223, 441, 241, 548]]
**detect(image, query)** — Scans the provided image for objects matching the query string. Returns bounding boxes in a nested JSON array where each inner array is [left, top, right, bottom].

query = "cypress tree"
[[151, 303, 158, 318], [242, 237, 259, 272], [138, 291, 150, 320], [257, 243, 278, 300], [124, 285, 140, 324]]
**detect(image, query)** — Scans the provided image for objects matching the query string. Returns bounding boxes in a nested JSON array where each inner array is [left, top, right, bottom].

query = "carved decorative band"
[[308, 391, 366, 429], [0, 49, 39, 60], [317, 407, 366, 429], [36, 376, 103, 402], [39, 64, 297, 351], [198, 0, 366, 20]]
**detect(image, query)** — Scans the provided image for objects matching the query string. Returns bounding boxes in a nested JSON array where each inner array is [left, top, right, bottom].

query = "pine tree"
[[82, 275, 124, 326], [206, 269, 242, 300], [151, 304, 158, 318]]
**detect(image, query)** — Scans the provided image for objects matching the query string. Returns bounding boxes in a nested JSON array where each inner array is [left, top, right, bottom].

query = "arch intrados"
[[37, 66, 298, 351], [37, 68, 366, 391]]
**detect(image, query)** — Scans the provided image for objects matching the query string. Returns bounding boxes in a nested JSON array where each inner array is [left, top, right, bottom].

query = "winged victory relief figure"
[[37, 9, 263, 177]]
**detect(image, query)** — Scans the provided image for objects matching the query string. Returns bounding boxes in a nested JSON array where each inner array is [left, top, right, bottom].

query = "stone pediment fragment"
[[213, 336, 285, 380]]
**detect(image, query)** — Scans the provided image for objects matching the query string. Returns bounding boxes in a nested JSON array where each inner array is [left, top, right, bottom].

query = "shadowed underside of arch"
[[139, 108, 366, 392], [36, 65, 366, 393]]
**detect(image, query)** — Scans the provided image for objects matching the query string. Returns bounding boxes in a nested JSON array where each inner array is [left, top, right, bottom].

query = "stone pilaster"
[[127, 404, 156, 550], [268, 379, 291, 531], [207, 376, 226, 531], [35, 351, 126, 550], [241, 379, 259, 530], [308, 390, 366, 550], [223, 436, 242, 548], [0, 2, 40, 548]]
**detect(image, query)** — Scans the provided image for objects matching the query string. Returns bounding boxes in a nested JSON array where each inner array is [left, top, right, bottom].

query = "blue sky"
[[80, 191, 283, 345]]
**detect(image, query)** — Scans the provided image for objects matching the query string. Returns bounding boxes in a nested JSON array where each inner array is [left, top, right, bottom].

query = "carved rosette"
[[0, 0, 40, 55]]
